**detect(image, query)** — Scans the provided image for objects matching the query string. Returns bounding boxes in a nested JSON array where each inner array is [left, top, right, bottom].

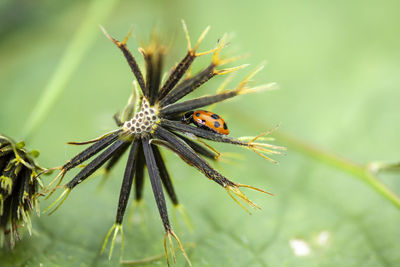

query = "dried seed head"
[[0, 135, 45, 249], [46, 22, 284, 267]]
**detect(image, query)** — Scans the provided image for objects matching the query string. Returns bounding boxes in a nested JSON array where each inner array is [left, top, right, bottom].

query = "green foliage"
[[0, 0, 399, 266]]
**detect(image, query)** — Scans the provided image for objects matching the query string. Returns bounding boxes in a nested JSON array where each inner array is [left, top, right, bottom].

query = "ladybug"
[[182, 110, 229, 135]]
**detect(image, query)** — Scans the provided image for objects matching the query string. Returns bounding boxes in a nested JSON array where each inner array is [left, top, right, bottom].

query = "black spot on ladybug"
[[195, 112, 201, 117], [211, 114, 220, 119], [223, 123, 227, 130], [214, 121, 220, 128], [202, 120, 206, 123]]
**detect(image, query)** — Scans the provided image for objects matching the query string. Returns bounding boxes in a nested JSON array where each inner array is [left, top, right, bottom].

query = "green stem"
[[24, 0, 119, 140], [276, 131, 400, 209], [236, 109, 400, 210]]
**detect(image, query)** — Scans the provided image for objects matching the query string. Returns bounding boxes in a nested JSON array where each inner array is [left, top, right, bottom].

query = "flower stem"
[[24, 0, 119, 140], [238, 110, 400, 210], [276, 131, 400, 210]]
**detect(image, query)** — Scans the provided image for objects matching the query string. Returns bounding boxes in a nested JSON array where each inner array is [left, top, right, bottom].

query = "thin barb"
[[101, 223, 124, 260], [193, 25, 210, 52], [241, 125, 287, 164], [228, 64, 265, 94], [196, 138, 221, 159], [226, 183, 273, 213], [215, 64, 249, 75], [67, 129, 121, 145], [216, 72, 236, 94], [237, 82, 278, 95], [249, 124, 280, 143], [122, 27, 134, 45], [43, 169, 65, 199], [181, 19, 191, 51], [164, 230, 192, 267], [43, 188, 71, 215], [236, 183, 274, 196], [181, 20, 211, 56], [226, 187, 251, 214], [211, 34, 228, 64], [35, 165, 61, 182], [168, 233, 176, 264]]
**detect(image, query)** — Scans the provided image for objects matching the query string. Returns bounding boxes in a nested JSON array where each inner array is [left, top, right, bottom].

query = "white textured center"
[[123, 99, 159, 134]]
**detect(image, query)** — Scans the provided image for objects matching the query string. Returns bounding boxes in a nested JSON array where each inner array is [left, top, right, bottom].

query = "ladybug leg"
[[181, 111, 194, 124]]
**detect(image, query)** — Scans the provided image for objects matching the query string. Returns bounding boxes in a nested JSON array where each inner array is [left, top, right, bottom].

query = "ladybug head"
[[181, 111, 194, 124]]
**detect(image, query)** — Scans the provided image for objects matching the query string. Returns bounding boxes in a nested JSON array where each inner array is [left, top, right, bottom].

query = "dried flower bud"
[[0, 135, 43, 249]]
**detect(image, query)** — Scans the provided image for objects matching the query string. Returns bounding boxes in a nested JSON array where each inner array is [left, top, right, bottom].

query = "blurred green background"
[[1, 0, 400, 266]]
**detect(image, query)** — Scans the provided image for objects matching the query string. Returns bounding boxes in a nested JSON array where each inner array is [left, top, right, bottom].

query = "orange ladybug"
[[182, 110, 229, 135]]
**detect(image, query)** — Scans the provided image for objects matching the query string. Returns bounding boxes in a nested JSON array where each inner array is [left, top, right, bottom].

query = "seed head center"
[[122, 98, 159, 134]]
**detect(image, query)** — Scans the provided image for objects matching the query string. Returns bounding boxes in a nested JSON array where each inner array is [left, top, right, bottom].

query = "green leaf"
[[1, 0, 400, 266]]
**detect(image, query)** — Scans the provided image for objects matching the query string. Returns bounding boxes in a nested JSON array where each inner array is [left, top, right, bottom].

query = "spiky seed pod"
[[44, 21, 285, 266], [0, 135, 44, 249]]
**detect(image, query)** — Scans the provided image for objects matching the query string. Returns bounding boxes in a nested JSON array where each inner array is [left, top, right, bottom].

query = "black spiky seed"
[[223, 123, 228, 130], [214, 121, 220, 128], [211, 114, 219, 119]]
